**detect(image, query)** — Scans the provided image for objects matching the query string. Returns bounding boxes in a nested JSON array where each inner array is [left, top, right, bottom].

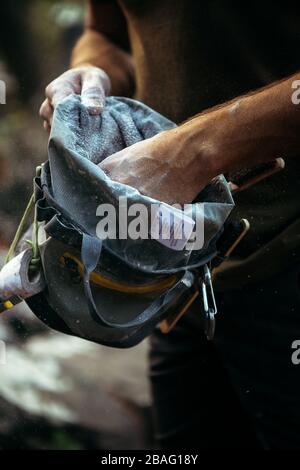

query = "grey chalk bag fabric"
[[25, 95, 234, 348]]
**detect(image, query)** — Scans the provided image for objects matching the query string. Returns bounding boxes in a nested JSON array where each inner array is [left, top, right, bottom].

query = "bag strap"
[[81, 233, 193, 330]]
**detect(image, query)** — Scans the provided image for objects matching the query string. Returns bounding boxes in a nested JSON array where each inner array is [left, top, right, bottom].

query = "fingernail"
[[87, 105, 102, 115]]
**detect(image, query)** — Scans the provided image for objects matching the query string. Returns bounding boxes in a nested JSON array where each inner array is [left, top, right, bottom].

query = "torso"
[[119, 0, 300, 256]]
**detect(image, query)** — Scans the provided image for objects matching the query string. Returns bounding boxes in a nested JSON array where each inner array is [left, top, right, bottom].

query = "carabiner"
[[199, 264, 217, 340]]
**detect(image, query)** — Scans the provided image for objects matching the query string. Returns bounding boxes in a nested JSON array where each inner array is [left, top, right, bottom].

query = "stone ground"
[[0, 295, 153, 449]]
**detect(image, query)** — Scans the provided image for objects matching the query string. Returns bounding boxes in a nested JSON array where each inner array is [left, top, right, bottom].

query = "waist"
[[213, 217, 300, 291]]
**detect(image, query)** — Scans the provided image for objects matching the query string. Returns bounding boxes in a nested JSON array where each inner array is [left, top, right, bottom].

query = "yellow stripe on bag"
[[60, 252, 178, 294]]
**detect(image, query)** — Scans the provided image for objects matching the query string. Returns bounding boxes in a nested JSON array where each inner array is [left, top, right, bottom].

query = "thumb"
[[81, 69, 111, 115]]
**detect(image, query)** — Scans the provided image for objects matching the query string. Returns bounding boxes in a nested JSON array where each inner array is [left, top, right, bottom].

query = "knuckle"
[[84, 67, 105, 84], [39, 101, 49, 118], [83, 85, 104, 98], [39, 107, 46, 118], [45, 81, 56, 97], [45, 84, 51, 95]]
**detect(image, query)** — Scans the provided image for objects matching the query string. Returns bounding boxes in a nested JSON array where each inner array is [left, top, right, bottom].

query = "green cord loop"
[[5, 166, 42, 268]]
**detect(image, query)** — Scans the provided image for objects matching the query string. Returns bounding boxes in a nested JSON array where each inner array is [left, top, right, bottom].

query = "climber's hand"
[[99, 127, 214, 205], [39, 65, 111, 131]]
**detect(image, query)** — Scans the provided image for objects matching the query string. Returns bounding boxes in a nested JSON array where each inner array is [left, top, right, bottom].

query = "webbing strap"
[[81, 233, 191, 330]]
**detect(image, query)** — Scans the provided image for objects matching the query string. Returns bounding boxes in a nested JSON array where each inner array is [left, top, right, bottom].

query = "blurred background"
[[0, 0, 152, 450]]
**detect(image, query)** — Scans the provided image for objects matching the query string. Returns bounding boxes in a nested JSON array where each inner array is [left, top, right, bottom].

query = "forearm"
[[71, 0, 135, 97], [179, 73, 300, 179], [71, 29, 135, 96]]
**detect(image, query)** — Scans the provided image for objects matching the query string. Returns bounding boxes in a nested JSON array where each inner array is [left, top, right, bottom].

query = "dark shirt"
[[96, 1, 300, 281]]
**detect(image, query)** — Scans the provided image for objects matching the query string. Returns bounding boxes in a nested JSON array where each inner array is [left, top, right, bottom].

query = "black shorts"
[[149, 262, 300, 449]]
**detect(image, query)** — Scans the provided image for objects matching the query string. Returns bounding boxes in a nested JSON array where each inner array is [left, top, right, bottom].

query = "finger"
[[39, 98, 53, 123], [81, 69, 110, 115], [49, 87, 75, 109], [45, 82, 76, 109]]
